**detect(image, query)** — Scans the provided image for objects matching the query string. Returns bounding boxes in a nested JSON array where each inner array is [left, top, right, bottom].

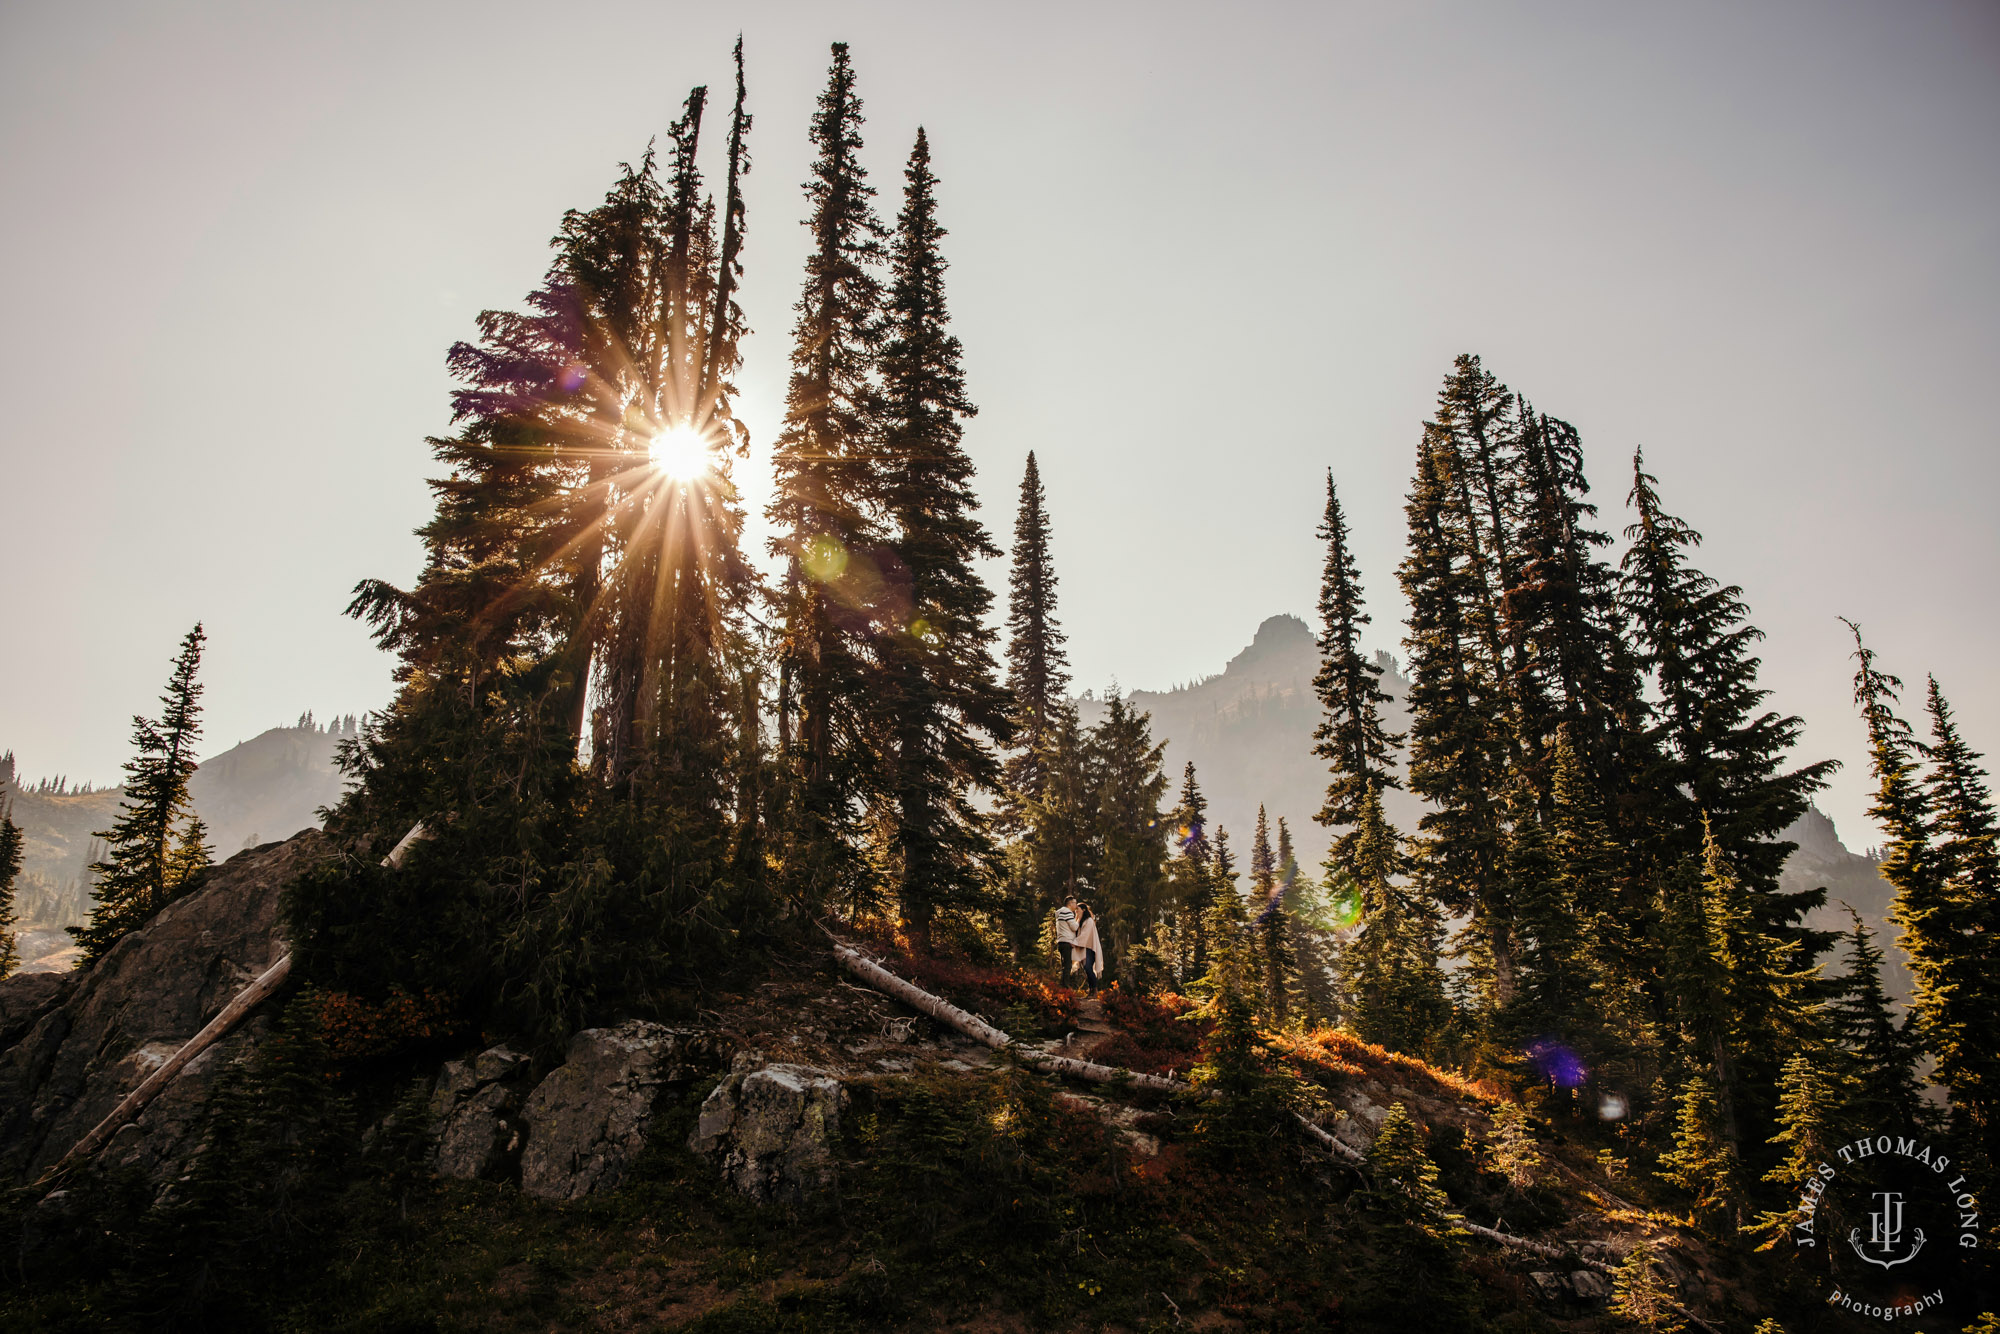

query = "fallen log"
[[830, 943, 1191, 1094], [42, 822, 430, 1182], [50, 951, 293, 1174]]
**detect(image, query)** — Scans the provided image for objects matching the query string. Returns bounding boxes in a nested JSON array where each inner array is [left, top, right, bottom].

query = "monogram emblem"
[[1848, 1190, 1927, 1269]]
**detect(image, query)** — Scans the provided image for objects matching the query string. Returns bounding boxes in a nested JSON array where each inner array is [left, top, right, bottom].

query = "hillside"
[[1081, 613, 1913, 997], [1, 716, 355, 954], [0, 833, 1753, 1332]]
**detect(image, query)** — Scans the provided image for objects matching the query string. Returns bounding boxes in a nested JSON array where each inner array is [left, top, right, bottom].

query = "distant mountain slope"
[[186, 716, 355, 858], [1080, 613, 1913, 1001], [1078, 613, 1420, 868], [2, 716, 354, 940]]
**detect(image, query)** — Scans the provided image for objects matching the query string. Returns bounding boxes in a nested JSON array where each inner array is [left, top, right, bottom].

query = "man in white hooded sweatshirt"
[[1053, 895, 1078, 975]]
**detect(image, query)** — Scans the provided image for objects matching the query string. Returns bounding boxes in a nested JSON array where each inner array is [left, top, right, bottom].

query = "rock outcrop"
[[429, 1044, 530, 1181], [0, 832, 323, 1187], [518, 1021, 718, 1200], [689, 1055, 847, 1206]]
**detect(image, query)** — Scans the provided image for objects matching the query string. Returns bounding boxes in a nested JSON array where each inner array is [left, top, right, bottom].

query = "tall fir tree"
[[767, 43, 891, 903], [1844, 625, 1998, 1180], [1275, 817, 1300, 896], [311, 46, 767, 1050], [1622, 452, 1835, 944], [1202, 824, 1249, 980], [1003, 451, 1069, 811], [1169, 761, 1214, 982], [1312, 472, 1402, 879], [1400, 406, 1512, 1012], [1023, 701, 1095, 910], [1920, 675, 2000, 1175], [1497, 410, 1648, 806], [0, 802, 20, 978], [873, 127, 1012, 936], [1661, 821, 1818, 1179], [1248, 805, 1296, 1023], [1276, 816, 1336, 1023], [1089, 692, 1170, 972], [73, 625, 212, 962]]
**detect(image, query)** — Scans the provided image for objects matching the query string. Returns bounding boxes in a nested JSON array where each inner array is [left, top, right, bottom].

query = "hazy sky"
[[2, 1, 1995, 850]]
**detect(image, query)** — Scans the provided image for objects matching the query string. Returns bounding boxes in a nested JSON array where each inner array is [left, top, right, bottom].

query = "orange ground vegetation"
[[1274, 1027, 1503, 1104], [300, 984, 458, 1066]]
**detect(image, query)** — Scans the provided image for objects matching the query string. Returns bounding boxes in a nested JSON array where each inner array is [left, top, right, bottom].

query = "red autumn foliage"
[[887, 953, 1082, 1032], [300, 985, 458, 1066]]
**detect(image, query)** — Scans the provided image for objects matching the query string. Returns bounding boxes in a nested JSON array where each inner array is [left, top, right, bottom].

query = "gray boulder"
[[429, 1044, 528, 1181], [689, 1055, 846, 1206], [0, 831, 323, 1187], [518, 1021, 715, 1200]]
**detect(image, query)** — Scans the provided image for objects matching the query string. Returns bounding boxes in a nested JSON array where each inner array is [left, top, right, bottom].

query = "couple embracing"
[[1052, 894, 1103, 995]]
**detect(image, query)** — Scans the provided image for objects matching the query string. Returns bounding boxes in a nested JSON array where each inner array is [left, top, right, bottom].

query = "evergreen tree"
[[1498, 410, 1648, 807], [1023, 701, 1095, 909], [768, 42, 890, 904], [1610, 1238, 1683, 1333], [1505, 727, 1616, 1056], [0, 802, 21, 978], [1747, 1050, 1850, 1249], [1336, 788, 1450, 1056], [1250, 804, 1276, 901], [1312, 472, 1402, 879], [1190, 953, 1293, 1164], [1623, 453, 1835, 943], [1089, 692, 1169, 972], [1275, 817, 1300, 895], [1660, 1072, 1739, 1227], [1663, 821, 1818, 1177], [1351, 1102, 1477, 1329], [1845, 627, 1997, 1180], [1919, 674, 2000, 1169], [1828, 909, 1924, 1135], [1168, 761, 1214, 982], [1399, 410, 1512, 1012], [1248, 805, 1295, 1023], [308, 45, 767, 1050], [874, 127, 1012, 937], [73, 625, 211, 963], [1275, 816, 1337, 1022], [1484, 1101, 1543, 1190], [1194, 825, 1252, 999], [1003, 451, 1069, 810]]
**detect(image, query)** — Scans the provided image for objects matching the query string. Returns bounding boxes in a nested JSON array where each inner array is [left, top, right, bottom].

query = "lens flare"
[[1327, 887, 1362, 929], [647, 426, 712, 481], [803, 535, 849, 583], [1526, 1037, 1588, 1089]]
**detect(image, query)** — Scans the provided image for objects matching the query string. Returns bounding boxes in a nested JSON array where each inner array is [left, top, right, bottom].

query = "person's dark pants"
[[1058, 941, 1072, 975], [1082, 949, 1098, 994]]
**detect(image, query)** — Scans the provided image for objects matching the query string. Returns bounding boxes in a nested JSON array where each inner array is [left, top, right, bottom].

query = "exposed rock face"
[[429, 1044, 529, 1181], [0, 832, 323, 1186], [518, 1021, 717, 1201], [689, 1055, 846, 1206]]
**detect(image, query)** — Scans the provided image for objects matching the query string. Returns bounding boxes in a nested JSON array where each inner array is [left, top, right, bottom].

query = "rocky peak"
[[1219, 613, 1317, 685]]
